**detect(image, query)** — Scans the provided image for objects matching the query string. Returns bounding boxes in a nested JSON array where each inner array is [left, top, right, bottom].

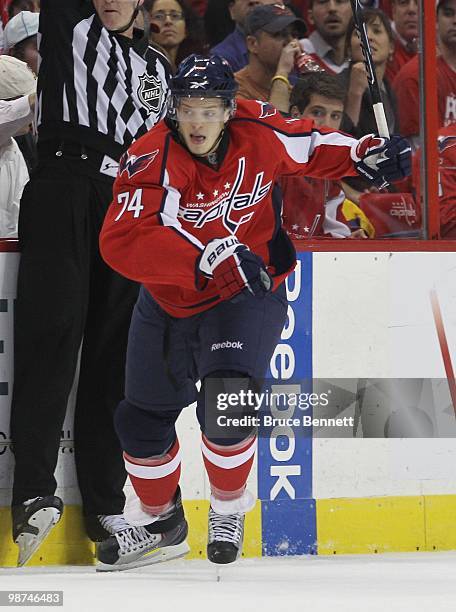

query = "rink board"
[[2, 246, 456, 565]]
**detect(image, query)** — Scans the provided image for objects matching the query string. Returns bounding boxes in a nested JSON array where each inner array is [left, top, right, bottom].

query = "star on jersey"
[[179, 157, 272, 233], [224, 182, 231, 189], [213, 189, 219, 197]]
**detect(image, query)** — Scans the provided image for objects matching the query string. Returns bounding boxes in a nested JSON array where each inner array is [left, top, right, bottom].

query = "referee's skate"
[[12, 496, 63, 567]]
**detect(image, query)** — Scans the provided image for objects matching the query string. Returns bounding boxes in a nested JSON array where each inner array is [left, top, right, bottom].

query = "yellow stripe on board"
[[0, 500, 262, 567], [2, 495, 456, 566], [424, 495, 456, 551], [317, 495, 429, 555]]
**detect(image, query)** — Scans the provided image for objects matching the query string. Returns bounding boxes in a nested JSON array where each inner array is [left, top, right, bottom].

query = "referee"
[[10, 0, 171, 567]]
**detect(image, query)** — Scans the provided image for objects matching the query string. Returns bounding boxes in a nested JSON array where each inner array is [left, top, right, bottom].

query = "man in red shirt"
[[97, 54, 411, 571], [412, 122, 456, 237], [394, 0, 456, 144], [385, 0, 418, 82], [437, 124, 456, 237]]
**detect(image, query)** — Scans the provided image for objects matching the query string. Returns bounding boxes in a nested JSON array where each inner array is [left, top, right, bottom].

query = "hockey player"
[[98, 54, 411, 570]]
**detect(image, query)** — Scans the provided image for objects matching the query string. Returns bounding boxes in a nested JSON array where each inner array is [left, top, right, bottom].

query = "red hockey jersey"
[[394, 55, 456, 137], [100, 99, 358, 317], [411, 123, 456, 238], [280, 176, 351, 238]]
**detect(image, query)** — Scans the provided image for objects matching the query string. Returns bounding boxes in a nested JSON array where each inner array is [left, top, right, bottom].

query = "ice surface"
[[1, 552, 456, 612]]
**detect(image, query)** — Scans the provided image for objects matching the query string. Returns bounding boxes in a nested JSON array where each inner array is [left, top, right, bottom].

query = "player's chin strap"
[[200, 128, 226, 163]]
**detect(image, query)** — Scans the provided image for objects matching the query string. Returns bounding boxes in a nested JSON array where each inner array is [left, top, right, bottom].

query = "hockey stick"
[[350, 0, 390, 138]]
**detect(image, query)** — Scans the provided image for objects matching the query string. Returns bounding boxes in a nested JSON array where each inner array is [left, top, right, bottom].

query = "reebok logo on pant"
[[211, 341, 244, 351]]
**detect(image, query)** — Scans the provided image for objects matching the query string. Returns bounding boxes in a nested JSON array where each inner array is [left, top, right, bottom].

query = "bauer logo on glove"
[[352, 134, 412, 187], [198, 237, 272, 301]]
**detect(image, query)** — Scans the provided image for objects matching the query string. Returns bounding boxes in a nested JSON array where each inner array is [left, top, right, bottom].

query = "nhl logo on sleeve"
[[137, 73, 163, 115]]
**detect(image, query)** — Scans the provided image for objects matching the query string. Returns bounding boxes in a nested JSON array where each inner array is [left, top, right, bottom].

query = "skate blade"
[[96, 540, 190, 572], [16, 508, 62, 567]]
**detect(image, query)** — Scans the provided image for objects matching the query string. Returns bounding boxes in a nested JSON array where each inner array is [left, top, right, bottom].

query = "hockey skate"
[[206, 490, 256, 564], [207, 507, 245, 564], [84, 512, 143, 542], [12, 496, 63, 567], [96, 487, 189, 571]]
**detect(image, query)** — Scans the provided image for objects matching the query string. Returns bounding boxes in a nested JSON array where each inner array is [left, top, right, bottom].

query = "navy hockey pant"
[[10, 153, 138, 531], [114, 283, 288, 458]]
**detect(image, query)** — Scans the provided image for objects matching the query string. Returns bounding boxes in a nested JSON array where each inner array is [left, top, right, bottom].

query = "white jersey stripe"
[[125, 449, 181, 479], [161, 169, 205, 251], [274, 129, 357, 164], [72, 17, 91, 128], [201, 438, 257, 469], [93, 31, 113, 136], [62, 84, 69, 123]]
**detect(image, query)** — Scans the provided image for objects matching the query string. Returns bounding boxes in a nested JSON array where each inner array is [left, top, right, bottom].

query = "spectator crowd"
[[0, 0, 454, 239]]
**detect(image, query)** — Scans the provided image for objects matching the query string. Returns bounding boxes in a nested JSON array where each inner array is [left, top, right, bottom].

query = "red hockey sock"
[[201, 435, 257, 501], [124, 439, 181, 514]]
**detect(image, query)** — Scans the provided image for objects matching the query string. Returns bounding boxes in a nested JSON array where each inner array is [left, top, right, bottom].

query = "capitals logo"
[[178, 157, 272, 234], [258, 101, 276, 119], [119, 150, 159, 179]]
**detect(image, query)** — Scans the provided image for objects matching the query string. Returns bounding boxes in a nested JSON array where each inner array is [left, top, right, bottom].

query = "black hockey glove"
[[353, 134, 412, 187], [198, 237, 272, 301]]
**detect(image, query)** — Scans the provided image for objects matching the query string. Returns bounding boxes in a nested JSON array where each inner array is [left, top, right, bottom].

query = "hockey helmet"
[[168, 54, 238, 122]]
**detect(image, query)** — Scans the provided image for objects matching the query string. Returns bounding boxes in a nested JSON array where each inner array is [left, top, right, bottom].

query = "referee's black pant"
[[10, 149, 138, 539]]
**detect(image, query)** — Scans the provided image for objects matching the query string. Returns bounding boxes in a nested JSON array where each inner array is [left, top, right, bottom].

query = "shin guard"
[[201, 435, 256, 503], [124, 439, 181, 515]]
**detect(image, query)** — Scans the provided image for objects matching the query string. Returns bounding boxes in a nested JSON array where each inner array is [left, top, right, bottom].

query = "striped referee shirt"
[[37, 0, 171, 161]]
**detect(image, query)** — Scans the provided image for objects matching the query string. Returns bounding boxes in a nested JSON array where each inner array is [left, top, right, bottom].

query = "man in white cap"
[[0, 55, 36, 237], [3, 11, 39, 170], [4, 10, 39, 75]]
